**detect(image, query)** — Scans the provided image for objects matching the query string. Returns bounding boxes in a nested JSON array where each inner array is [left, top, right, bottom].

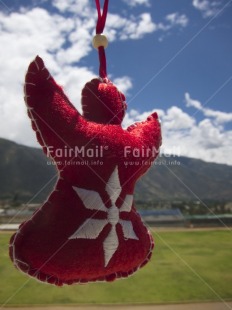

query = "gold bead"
[[92, 34, 108, 49]]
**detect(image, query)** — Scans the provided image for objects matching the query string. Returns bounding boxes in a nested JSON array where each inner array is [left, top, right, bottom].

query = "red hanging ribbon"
[[95, 0, 109, 34], [95, 0, 109, 79]]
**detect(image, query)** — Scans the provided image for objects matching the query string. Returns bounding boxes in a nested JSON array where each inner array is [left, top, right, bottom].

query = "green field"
[[0, 230, 231, 306]]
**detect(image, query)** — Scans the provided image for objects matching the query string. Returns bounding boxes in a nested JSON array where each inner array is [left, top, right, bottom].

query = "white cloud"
[[126, 13, 156, 39], [52, 0, 92, 16], [163, 106, 195, 130], [123, 94, 232, 166], [157, 12, 189, 35], [107, 13, 156, 40], [197, 118, 224, 148], [113, 76, 133, 95], [192, 0, 222, 18], [185, 92, 202, 109], [52, 0, 156, 42], [55, 22, 94, 65], [106, 11, 188, 41], [185, 92, 232, 124], [55, 66, 94, 109], [165, 13, 189, 28], [122, 0, 151, 7], [204, 109, 232, 124]]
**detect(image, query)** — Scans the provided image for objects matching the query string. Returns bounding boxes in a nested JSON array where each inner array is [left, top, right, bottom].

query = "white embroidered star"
[[69, 166, 139, 267]]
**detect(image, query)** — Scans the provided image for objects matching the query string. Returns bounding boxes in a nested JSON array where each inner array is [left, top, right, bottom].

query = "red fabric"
[[95, 0, 109, 34], [9, 56, 162, 286], [98, 46, 107, 79], [95, 0, 109, 78]]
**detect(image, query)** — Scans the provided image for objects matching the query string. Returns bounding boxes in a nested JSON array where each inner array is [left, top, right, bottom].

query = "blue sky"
[[0, 0, 232, 164]]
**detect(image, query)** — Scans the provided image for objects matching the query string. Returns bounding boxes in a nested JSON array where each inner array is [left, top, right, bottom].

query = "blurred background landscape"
[[1, 137, 232, 229]]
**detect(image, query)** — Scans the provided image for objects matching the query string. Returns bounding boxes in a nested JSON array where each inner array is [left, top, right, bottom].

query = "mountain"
[[0, 138, 56, 203], [0, 138, 232, 204], [135, 156, 232, 201]]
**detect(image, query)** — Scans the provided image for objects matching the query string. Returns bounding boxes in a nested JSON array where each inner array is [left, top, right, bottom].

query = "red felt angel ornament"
[[9, 0, 162, 285]]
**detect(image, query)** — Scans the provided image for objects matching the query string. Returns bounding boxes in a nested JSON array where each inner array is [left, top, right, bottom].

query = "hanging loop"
[[95, 0, 109, 34], [93, 0, 109, 79]]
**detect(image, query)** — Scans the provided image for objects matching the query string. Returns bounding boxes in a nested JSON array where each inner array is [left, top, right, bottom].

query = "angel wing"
[[24, 56, 82, 157]]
